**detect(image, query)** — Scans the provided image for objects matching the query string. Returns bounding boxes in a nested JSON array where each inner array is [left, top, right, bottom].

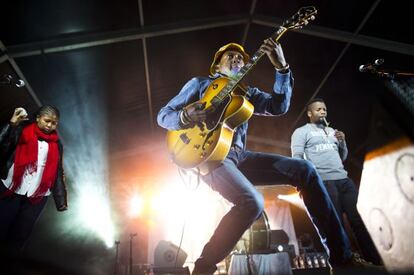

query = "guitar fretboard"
[[213, 26, 288, 104]]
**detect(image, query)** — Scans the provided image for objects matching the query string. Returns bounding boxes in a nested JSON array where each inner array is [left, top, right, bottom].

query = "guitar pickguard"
[[204, 96, 231, 131]]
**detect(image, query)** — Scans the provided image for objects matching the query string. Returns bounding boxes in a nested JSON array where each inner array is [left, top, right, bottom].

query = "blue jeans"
[[193, 149, 352, 272], [323, 178, 382, 265]]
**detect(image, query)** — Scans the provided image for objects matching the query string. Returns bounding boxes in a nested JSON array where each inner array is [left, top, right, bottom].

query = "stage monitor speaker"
[[235, 212, 271, 253], [270, 229, 290, 246], [249, 212, 271, 252], [357, 94, 414, 273], [154, 240, 187, 268], [269, 230, 295, 261]]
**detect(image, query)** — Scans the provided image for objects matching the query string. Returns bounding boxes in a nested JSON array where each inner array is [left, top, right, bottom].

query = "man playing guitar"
[[158, 38, 357, 274]]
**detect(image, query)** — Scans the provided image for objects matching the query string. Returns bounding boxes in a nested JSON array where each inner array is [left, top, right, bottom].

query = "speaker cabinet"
[[358, 98, 414, 272], [357, 85, 414, 272], [154, 240, 187, 268]]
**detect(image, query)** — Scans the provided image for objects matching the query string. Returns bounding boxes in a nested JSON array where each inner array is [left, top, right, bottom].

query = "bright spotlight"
[[129, 194, 144, 218], [148, 176, 232, 265], [76, 187, 116, 248], [55, 80, 116, 249], [150, 194, 167, 213], [277, 193, 306, 209]]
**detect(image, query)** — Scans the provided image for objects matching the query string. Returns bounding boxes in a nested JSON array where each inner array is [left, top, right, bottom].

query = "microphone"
[[358, 58, 384, 72], [321, 117, 330, 127], [0, 74, 25, 88], [14, 79, 25, 88]]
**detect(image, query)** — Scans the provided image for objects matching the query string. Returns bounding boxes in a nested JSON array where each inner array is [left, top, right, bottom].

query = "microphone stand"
[[367, 68, 414, 80], [114, 240, 121, 275], [369, 67, 414, 141], [129, 233, 137, 275]]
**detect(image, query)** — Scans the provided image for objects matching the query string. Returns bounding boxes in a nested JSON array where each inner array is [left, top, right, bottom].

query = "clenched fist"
[[10, 107, 28, 126]]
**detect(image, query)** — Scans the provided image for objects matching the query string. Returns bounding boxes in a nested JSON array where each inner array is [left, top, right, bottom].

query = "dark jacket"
[[0, 123, 67, 211]]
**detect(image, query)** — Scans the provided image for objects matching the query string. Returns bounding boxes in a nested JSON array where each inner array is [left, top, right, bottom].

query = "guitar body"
[[166, 77, 254, 172]]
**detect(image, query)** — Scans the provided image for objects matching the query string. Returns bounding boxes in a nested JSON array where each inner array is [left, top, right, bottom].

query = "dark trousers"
[[323, 178, 382, 265], [0, 183, 48, 254], [192, 150, 352, 273]]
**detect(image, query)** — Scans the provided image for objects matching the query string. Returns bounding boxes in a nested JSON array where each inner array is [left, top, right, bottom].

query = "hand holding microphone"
[[334, 130, 346, 143], [321, 117, 345, 142]]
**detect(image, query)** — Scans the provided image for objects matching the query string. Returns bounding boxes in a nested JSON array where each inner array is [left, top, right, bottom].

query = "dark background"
[[1, 0, 413, 274]]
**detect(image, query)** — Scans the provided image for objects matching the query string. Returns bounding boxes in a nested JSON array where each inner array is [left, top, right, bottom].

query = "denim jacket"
[[157, 71, 294, 149]]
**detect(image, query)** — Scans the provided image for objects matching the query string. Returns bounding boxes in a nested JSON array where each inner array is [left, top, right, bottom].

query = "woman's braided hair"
[[36, 105, 60, 119]]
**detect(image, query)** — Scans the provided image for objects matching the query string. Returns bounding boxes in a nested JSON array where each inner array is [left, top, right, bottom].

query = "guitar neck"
[[214, 26, 288, 103]]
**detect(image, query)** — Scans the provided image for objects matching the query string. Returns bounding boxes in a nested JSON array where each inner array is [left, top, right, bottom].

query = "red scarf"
[[8, 123, 59, 203]]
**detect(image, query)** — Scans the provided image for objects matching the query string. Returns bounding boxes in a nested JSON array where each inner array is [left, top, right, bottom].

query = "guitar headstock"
[[282, 6, 317, 30]]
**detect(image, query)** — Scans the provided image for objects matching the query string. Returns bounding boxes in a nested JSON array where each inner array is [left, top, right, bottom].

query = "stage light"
[[54, 90, 117, 249], [148, 176, 232, 266], [76, 188, 116, 248], [129, 194, 144, 218], [293, 253, 328, 270], [277, 193, 306, 209]]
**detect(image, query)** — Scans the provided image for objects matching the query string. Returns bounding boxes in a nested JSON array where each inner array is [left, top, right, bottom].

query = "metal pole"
[[129, 233, 137, 275], [114, 241, 121, 275]]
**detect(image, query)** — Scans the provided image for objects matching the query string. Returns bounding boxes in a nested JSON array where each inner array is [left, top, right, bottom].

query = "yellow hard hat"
[[209, 43, 250, 76]]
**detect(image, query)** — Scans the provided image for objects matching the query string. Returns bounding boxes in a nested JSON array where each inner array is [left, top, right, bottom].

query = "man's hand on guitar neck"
[[260, 38, 289, 73], [180, 102, 212, 125]]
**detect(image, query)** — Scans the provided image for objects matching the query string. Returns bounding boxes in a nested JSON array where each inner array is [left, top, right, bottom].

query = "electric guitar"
[[166, 6, 317, 173]]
